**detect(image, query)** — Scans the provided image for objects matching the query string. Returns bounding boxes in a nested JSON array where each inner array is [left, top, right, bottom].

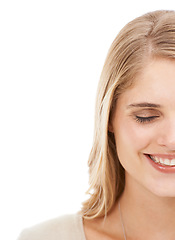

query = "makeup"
[[145, 154, 175, 174]]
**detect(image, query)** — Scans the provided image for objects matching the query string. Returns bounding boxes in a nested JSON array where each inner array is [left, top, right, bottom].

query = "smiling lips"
[[149, 155, 175, 167], [146, 154, 175, 173]]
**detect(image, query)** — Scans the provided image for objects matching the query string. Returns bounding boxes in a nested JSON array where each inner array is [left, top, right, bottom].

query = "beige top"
[[17, 214, 86, 240]]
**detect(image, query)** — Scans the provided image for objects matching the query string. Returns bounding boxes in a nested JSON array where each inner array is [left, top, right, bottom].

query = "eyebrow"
[[127, 102, 161, 108]]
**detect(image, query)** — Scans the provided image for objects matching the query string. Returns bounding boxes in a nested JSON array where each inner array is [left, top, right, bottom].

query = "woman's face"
[[111, 58, 175, 197]]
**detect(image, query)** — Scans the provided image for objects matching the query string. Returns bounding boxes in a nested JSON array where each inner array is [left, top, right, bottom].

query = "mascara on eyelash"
[[135, 115, 159, 123]]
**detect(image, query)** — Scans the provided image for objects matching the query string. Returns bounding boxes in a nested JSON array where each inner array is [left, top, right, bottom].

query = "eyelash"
[[135, 116, 159, 124]]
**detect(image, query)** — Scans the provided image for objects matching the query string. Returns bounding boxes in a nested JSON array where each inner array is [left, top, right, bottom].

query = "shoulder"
[[17, 214, 86, 240]]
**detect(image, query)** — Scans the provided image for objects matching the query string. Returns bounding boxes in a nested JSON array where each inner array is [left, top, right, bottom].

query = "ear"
[[108, 120, 114, 133]]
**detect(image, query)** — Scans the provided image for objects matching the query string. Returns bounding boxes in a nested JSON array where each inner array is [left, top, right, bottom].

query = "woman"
[[18, 10, 175, 240]]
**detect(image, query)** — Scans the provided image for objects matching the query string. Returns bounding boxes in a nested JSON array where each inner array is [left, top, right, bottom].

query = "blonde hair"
[[81, 10, 175, 219]]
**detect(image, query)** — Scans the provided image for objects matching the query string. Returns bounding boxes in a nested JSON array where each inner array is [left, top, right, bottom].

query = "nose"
[[157, 119, 175, 150]]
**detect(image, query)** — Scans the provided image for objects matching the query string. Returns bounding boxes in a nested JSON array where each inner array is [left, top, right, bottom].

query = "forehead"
[[117, 58, 175, 106]]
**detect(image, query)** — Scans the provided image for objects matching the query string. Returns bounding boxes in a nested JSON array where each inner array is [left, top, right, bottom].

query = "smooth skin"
[[84, 58, 175, 240]]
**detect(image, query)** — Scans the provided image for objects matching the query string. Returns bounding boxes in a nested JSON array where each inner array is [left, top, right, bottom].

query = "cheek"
[[114, 120, 154, 159]]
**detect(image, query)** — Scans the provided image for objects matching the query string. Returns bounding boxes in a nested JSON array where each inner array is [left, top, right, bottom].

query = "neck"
[[119, 176, 175, 240]]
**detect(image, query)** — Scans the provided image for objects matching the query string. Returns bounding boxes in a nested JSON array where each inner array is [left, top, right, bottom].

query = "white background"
[[0, 1, 174, 239]]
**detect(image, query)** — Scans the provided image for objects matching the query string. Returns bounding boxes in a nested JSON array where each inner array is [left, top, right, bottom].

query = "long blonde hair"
[[81, 10, 175, 219]]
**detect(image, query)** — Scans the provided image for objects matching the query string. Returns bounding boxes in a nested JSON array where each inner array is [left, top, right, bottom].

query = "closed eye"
[[135, 116, 159, 124]]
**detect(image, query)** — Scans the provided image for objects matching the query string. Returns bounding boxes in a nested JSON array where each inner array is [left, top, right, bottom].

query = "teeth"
[[171, 159, 175, 166], [159, 158, 164, 164], [153, 156, 159, 163], [150, 155, 175, 166], [164, 159, 170, 165]]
